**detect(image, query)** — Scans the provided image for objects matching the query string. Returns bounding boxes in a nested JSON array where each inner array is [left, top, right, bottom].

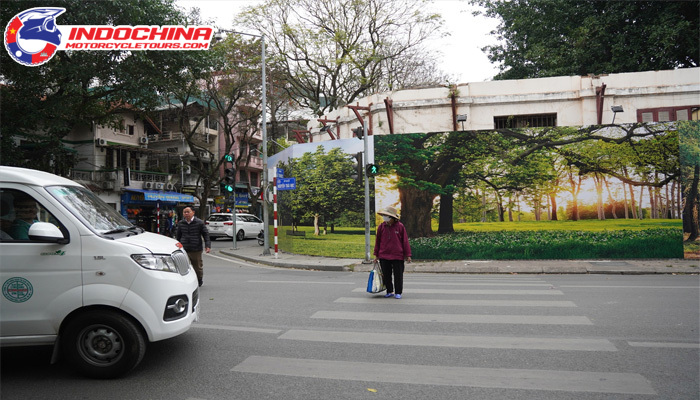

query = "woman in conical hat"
[[373, 206, 412, 299]]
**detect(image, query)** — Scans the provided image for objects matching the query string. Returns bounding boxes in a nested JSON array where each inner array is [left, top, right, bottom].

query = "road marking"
[[559, 285, 699, 289], [192, 324, 282, 334], [352, 288, 564, 295], [247, 280, 355, 284], [628, 341, 700, 349], [279, 329, 617, 351], [311, 311, 593, 325], [231, 356, 655, 394], [206, 253, 308, 271], [334, 297, 577, 307], [406, 281, 554, 287]]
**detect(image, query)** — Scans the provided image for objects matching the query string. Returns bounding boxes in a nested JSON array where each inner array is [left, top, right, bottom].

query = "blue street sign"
[[276, 168, 284, 179], [277, 177, 296, 190]]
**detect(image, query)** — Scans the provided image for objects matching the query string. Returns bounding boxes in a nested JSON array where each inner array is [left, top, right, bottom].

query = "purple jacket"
[[374, 220, 411, 261]]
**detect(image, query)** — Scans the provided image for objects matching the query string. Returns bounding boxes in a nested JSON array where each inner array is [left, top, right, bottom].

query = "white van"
[[0, 167, 199, 378]]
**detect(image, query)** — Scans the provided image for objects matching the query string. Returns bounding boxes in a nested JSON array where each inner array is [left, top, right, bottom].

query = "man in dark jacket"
[[176, 207, 211, 287]]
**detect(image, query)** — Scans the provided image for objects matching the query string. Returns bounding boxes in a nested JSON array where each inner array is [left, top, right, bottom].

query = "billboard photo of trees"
[[374, 122, 697, 260]]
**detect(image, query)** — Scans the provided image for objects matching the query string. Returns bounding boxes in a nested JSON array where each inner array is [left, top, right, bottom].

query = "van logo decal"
[[3, 277, 34, 303], [41, 250, 65, 256]]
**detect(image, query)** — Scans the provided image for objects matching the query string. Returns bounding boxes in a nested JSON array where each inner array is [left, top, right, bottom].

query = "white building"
[[305, 68, 699, 139]]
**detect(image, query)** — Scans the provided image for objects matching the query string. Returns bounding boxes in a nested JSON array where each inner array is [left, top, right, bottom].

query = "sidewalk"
[[218, 245, 699, 275]]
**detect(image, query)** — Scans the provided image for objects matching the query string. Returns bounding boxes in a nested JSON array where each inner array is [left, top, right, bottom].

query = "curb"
[[218, 250, 699, 275]]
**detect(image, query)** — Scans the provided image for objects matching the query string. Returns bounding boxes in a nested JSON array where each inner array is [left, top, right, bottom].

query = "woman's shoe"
[[384, 293, 394, 298], [395, 294, 402, 299]]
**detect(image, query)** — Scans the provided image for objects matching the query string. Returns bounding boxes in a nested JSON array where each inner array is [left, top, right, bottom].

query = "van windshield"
[[46, 186, 134, 234]]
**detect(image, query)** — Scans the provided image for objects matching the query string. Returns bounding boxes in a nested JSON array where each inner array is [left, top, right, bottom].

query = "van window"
[[45, 186, 132, 234], [0, 189, 66, 242]]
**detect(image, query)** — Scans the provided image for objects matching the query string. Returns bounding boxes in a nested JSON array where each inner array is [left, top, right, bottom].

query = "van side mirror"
[[28, 222, 68, 244]]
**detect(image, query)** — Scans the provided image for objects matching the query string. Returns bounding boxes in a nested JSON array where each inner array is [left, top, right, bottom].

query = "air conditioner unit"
[[139, 137, 148, 144], [155, 182, 165, 190], [184, 166, 192, 175], [102, 181, 115, 190], [200, 151, 210, 159], [143, 182, 154, 189], [166, 183, 175, 191], [96, 138, 107, 146], [106, 172, 117, 181]]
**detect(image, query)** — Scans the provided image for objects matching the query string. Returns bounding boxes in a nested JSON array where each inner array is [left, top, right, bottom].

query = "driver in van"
[[10, 192, 39, 240]]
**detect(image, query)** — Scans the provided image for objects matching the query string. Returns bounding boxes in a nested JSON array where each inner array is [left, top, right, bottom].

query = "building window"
[[127, 125, 135, 135], [636, 106, 698, 122], [250, 172, 258, 187], [494, 113, 557, 129]]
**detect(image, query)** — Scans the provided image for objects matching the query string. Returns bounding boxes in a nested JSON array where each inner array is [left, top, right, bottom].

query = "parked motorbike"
[[257, 230, 264, 246]]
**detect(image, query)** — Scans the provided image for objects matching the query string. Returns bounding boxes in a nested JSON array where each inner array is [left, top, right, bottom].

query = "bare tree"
[[239, 0, 449, 115]]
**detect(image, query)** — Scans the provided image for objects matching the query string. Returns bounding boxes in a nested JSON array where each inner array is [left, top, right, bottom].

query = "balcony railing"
[[149, 131, 216, 144], [237, 155, 263, 170], [69, 168, 174, 191]]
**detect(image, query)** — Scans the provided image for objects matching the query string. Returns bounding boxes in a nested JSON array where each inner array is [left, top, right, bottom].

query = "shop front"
[[122, 189, 195, 235]]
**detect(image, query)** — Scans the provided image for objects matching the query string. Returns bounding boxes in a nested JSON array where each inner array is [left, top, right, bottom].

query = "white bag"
[[366, 261, 385, 293]]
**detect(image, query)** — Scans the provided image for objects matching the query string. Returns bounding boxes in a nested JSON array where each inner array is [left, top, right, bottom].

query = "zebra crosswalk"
[[230, 275, 659, 397]]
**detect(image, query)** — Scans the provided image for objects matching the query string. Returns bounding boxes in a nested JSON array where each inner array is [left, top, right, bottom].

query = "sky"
[[175, 0, 502, 84]]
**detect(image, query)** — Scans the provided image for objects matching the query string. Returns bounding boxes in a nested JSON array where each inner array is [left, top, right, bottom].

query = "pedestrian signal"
[[365, 163, 377, 176]]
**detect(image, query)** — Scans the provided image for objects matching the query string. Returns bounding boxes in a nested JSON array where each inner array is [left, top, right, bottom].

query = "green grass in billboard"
[[279, 219, 682, 259]]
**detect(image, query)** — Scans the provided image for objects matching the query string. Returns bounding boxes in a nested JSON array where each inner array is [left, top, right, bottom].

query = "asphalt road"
[[1, 242, 698, 400]]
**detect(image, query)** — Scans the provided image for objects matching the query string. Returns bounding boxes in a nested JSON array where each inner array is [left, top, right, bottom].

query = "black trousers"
[[379, 259, 405, 294]]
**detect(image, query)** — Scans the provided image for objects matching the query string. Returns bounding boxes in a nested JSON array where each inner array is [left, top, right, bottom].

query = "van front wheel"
[[62, 310, 146, 379]]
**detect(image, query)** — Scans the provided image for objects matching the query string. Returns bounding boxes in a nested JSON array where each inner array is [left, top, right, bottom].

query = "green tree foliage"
[[0, 0, 212, 173], [278, 146, 363, 234], [678, 121, 700, 240], [239, 0, 448, 115], [472, 0, 699, 80]]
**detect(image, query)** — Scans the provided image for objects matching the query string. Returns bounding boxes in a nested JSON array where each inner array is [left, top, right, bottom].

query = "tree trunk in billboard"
[[399, 186, 436, 238], [438, 193, 455, 234], [684, 164, 699, 241]]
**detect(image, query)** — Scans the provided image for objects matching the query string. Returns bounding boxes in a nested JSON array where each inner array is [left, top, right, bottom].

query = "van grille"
[[172, 250, 191, 276]]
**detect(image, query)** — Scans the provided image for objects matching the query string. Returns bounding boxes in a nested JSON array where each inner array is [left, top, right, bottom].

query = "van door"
[[0, 186, 82, 342]]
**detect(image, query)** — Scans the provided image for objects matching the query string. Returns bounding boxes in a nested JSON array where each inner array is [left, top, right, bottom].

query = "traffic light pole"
[[363, 121, 372, 263], [231, 192, 237, 250]]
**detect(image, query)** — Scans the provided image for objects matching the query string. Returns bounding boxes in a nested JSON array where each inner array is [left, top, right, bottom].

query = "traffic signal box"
[[222, 154, 235, 193], [351, 153, 363, 185]]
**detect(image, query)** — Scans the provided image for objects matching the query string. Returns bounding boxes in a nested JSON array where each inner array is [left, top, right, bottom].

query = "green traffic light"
[[223, 154, 233, 162], [366, 163, 377, 176]]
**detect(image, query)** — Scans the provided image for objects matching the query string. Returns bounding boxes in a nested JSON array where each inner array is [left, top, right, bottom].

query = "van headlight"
[[131, 254, 179, 273]]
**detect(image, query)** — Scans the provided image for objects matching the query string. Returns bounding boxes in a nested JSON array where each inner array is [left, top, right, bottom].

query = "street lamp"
[[216, 29, 270, 255]]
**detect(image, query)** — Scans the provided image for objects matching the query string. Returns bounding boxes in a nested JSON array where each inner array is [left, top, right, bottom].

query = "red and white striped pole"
[[273, 177, 278, 258]]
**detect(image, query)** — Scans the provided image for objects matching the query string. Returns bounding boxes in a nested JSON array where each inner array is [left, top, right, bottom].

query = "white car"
[[206, 213, 263, 241], [0, 167, 199, 378]]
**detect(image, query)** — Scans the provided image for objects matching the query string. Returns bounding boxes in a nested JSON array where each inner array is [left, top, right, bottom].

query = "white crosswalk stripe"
[[232, 356, 655, 395], [310, 310, 593, 325], [334, 297, 577, 307]]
